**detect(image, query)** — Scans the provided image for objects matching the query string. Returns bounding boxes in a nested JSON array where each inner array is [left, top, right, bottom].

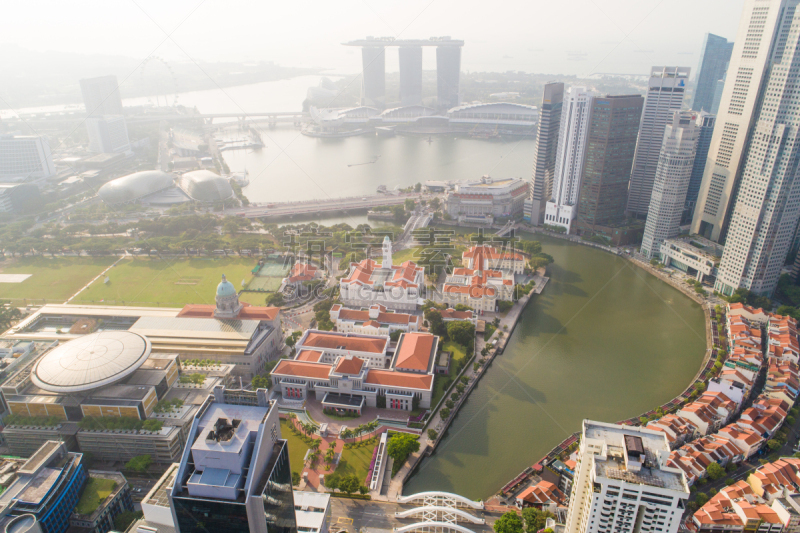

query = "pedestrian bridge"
[[397, 491, 484, 509], [395, 506, 485, 524], [394, 522, 479, 533]]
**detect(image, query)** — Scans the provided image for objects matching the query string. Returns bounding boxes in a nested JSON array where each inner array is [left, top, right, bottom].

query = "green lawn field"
[[0, 257, 116, 304], [335, 440, 375, 482], [280, 419, 310, 480], [73, 257, 257, 307]]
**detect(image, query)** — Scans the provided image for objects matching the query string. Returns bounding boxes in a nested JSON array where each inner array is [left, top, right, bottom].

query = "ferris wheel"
[[139, 55, 179, 107]]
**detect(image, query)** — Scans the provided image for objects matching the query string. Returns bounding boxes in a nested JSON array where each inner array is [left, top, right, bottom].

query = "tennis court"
[[246, 261, 289, 291]]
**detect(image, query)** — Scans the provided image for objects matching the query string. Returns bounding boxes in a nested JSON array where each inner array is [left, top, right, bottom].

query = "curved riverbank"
[[403, 232, 707, 500]]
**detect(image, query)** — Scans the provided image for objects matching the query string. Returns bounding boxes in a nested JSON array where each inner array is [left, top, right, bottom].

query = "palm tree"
[[341, 428, 353, 440]]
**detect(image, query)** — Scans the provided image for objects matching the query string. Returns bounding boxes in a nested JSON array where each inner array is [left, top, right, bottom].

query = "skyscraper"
[[576, 94, 644, 234], [626, 67, 691, 218], [683, 111, 716, 223], [398, 46, 423, 106], [86, 115, 131, 153], [564, 420, 689, 533], [544, 86, 597, 233], [79, 75, 123, 117], [526, 82, 564, 225], [693, 34, 734, 112], [0, 134, 55, 181], [170, 387, 297, 533], [715, 3, 800, 297], [436, 45, 461, 109], [640, 111, 700, 259], [691, 0, 792, 243]]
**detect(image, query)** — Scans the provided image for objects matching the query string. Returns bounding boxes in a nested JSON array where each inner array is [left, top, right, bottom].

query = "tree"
[[358, 485, 369, 495], [414, 182, 422, 193], [340, 474, 360, 495], [496, 300, 514, 313], [292, 471, 301, 486], [114, 511, 143, 531], [389, 330, 403, 342], [767, 439, 782, 451], [522, 508, 554, 533], [447, 320, 475, 347], [428, 429, 438, 440], [706, 462, 725, 481], [405, 199, 416, 212], [425, 309, 446, 336], [387, 433, 420, 466], [252, 375, 271, 390], [494, 511, 524, 533], [125, 455, 152, 473], [0, 303, 22, 333], [695, 493, 709, 507]]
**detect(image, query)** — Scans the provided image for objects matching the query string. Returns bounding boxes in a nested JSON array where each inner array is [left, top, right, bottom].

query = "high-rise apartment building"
[[626, 67, 691, 218], [693, 34, 734, 112], [564, 420, 690, 533], [526, 82, 565, 225], [715, 2, 800, 297], [684, 112, 716, 223], [544, 86, 597, 233], [80, 75, 123, 117], [86, 115, 131, 154], [576, 94, 644, 233], [640, 111, 700, 259], [170, 387, 297, 533], [0, 134, 56, 181], [691, 0, 794, 243]]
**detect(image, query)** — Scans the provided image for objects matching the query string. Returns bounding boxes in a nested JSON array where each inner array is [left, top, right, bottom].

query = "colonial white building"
[[339, 236, 424, 311], [564, 420, 690, 533], [444, 175, 528, 225], [293, 330, 390, 369], [281, 261, 321, 291], [271, 331, 438, 412], [442, 245, 524, 312], [330, 303, 420, 336]]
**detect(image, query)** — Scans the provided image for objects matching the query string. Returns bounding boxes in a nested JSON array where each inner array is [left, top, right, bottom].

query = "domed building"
[[214, 274, 243, 319], [179, 170, 234, 203], [97, 170, 175, 205]]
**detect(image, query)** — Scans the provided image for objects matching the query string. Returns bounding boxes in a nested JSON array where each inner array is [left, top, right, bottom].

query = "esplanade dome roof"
[[98, 170, 175, 205], [217, 275, 237, 297], [31, 331, 152, 393], [180, 170, 234, 202]]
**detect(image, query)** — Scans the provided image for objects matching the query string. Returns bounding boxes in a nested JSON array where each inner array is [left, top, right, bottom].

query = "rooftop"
[[392, 333, 436, 372], [300, 331, 387, 354]]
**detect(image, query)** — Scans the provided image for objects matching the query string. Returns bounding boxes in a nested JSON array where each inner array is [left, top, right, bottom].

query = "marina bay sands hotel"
[[343, 36, 464, 109]]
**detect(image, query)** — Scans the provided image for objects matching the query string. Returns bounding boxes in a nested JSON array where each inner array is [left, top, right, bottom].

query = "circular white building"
[[30, 331, 152, 393]]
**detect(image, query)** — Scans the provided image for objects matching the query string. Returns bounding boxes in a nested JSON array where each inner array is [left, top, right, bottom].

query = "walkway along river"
[[403, 233, 706, 500]]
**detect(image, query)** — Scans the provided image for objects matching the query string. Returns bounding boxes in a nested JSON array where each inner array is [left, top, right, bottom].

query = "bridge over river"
[[227, 193, 421, 219]]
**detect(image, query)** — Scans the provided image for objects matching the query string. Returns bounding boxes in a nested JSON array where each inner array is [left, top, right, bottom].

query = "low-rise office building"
[[293, 491, 330, 533], [0, 441, 87, 533], [660, 238, 720, 283], [444, 175, 528, 224], [272, 331, 438, 412], [329, 304, 420, 335], [69, 471, 133, 533]]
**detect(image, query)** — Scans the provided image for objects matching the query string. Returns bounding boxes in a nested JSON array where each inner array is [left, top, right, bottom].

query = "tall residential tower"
[[79, 75, 123, 117], [564, 420, 689, 533], [576, 94, 644, 234], [715, 1, 800, 297], [526, 82, 565, 225], [640, 111, 700, 259], [626, 67, 690, 218], [545, 86, 597, 233], [693, 34, 734, 112], [691, 0, 796, 243]]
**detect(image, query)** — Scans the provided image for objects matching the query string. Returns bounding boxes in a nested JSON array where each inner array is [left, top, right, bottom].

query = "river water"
[[403, 234, 706, 499], [77, 76, 703, 500]]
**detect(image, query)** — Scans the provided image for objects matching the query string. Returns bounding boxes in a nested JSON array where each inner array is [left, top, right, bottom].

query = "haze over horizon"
[[2, 0, 742, 78]]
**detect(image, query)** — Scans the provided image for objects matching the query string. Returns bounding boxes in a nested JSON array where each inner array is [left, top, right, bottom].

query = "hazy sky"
[[4, 0, 743, 76]]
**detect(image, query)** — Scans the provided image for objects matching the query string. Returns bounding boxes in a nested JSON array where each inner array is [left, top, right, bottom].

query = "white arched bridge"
[[397, 491, 484, 510], [394, 492, 485, 533]]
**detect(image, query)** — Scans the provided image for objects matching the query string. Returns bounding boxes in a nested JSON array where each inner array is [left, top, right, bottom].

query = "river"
[[403, 234, 706, 499], [112, 77, 705, 500]]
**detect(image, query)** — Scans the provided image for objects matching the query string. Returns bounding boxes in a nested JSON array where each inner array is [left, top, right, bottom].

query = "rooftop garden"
[[75, 477, 117, 515], [79, 417, 163, 432], [4, 415, 63, 427], [154, 398, 184, 413]]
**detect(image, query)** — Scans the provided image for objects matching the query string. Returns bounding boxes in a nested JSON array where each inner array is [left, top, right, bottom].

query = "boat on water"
[[348, 155, 380, 167], [375, 126, 396, 137]]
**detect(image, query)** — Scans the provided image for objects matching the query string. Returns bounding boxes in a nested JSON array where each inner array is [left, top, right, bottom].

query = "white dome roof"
[[31, 331, 151, 393]]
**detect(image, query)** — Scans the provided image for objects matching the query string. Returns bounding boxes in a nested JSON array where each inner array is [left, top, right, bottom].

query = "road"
[[330, 498, 498, 533]]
